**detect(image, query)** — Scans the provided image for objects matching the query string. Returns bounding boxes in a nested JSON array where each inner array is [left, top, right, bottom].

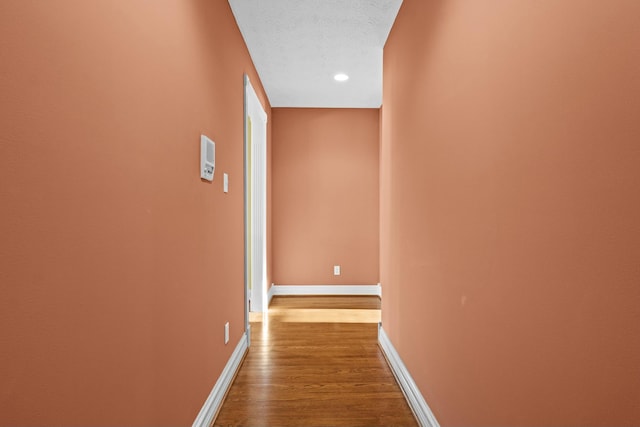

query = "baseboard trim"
[[192, 332, 248, 427], [270, 284, 381, 297], [378, 326, 440, 427]]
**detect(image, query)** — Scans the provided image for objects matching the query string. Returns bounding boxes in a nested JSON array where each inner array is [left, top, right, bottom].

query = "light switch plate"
[[223, 173, 229, 193]]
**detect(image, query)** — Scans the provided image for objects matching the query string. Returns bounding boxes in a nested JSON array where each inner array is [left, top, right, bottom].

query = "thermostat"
[[200, 135, 215, 181]]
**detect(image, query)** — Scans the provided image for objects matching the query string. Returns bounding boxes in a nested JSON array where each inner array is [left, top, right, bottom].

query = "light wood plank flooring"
[[213, 296, 418, 427]]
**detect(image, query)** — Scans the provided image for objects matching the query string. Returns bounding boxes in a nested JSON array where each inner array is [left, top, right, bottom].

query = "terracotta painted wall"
[[0, 1, 270, 426], [381, 1, 640, 425], [272, 109, 379, 285]]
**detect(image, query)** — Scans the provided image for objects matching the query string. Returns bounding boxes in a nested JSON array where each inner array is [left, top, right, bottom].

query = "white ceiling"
[[228, 0, 403, 108]]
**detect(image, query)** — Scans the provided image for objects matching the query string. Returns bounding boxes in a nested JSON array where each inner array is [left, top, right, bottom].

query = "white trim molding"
[[378, 326, 440, 427], [270, 284, 381, 297], [192, 332, 248, 427]]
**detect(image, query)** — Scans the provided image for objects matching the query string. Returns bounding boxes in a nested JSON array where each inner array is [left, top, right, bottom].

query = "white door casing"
[[244, 75, 268, 322]]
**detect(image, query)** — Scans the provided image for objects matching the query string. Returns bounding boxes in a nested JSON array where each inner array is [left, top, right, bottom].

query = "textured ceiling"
[[228, 0, 402, 108]]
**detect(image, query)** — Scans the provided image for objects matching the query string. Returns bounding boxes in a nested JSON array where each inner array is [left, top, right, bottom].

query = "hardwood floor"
[[213, 296, 418, 427]]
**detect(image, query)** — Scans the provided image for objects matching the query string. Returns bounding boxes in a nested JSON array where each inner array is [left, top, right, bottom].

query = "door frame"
[[243, 74, 268, 341]]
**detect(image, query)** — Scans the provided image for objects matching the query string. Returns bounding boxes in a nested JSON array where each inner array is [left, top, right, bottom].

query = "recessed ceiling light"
[[334, 73, 349, 82]]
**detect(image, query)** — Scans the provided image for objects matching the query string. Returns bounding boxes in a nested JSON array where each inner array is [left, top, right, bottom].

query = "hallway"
[[214, 296, 418, 426], [2, 2, 639, 426]]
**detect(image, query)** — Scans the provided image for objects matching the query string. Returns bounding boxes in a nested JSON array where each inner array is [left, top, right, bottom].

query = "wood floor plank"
[[268, 295, 382, 310], [213, 296, 417, 427]]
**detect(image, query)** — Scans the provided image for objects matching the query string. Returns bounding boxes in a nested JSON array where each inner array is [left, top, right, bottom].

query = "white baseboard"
[[378, 326, 440, 427], [192, 332, 248, 427], [270, 284, 381, 297]]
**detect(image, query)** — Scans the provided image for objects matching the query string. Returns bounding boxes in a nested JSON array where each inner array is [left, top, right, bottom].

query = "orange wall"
[[272, 109, 379, 285], [0, 1, 269, 426], [381, 1, 640, 425]]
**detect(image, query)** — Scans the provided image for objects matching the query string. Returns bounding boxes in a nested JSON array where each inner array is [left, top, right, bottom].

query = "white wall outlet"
[[224, 322, 229, 344], [223, 173, 229, 193], [334, 265, 341, 276]]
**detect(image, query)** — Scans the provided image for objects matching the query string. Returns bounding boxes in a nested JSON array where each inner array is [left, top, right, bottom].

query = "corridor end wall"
[[272, 108, 379, 286]]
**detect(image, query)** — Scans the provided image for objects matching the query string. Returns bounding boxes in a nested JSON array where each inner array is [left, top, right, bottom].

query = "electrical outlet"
[[224, 322, 229, 344], [334, 265, 341, 276]]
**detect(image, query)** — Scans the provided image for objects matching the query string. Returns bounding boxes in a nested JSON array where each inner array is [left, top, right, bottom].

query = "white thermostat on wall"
[[200, 134, 215, 181]]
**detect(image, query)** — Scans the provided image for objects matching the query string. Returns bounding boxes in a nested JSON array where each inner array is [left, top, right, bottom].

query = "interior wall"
[[381, 1, 640, 425], [0, 1, 270, 426], [272, 108, 379, 286]]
